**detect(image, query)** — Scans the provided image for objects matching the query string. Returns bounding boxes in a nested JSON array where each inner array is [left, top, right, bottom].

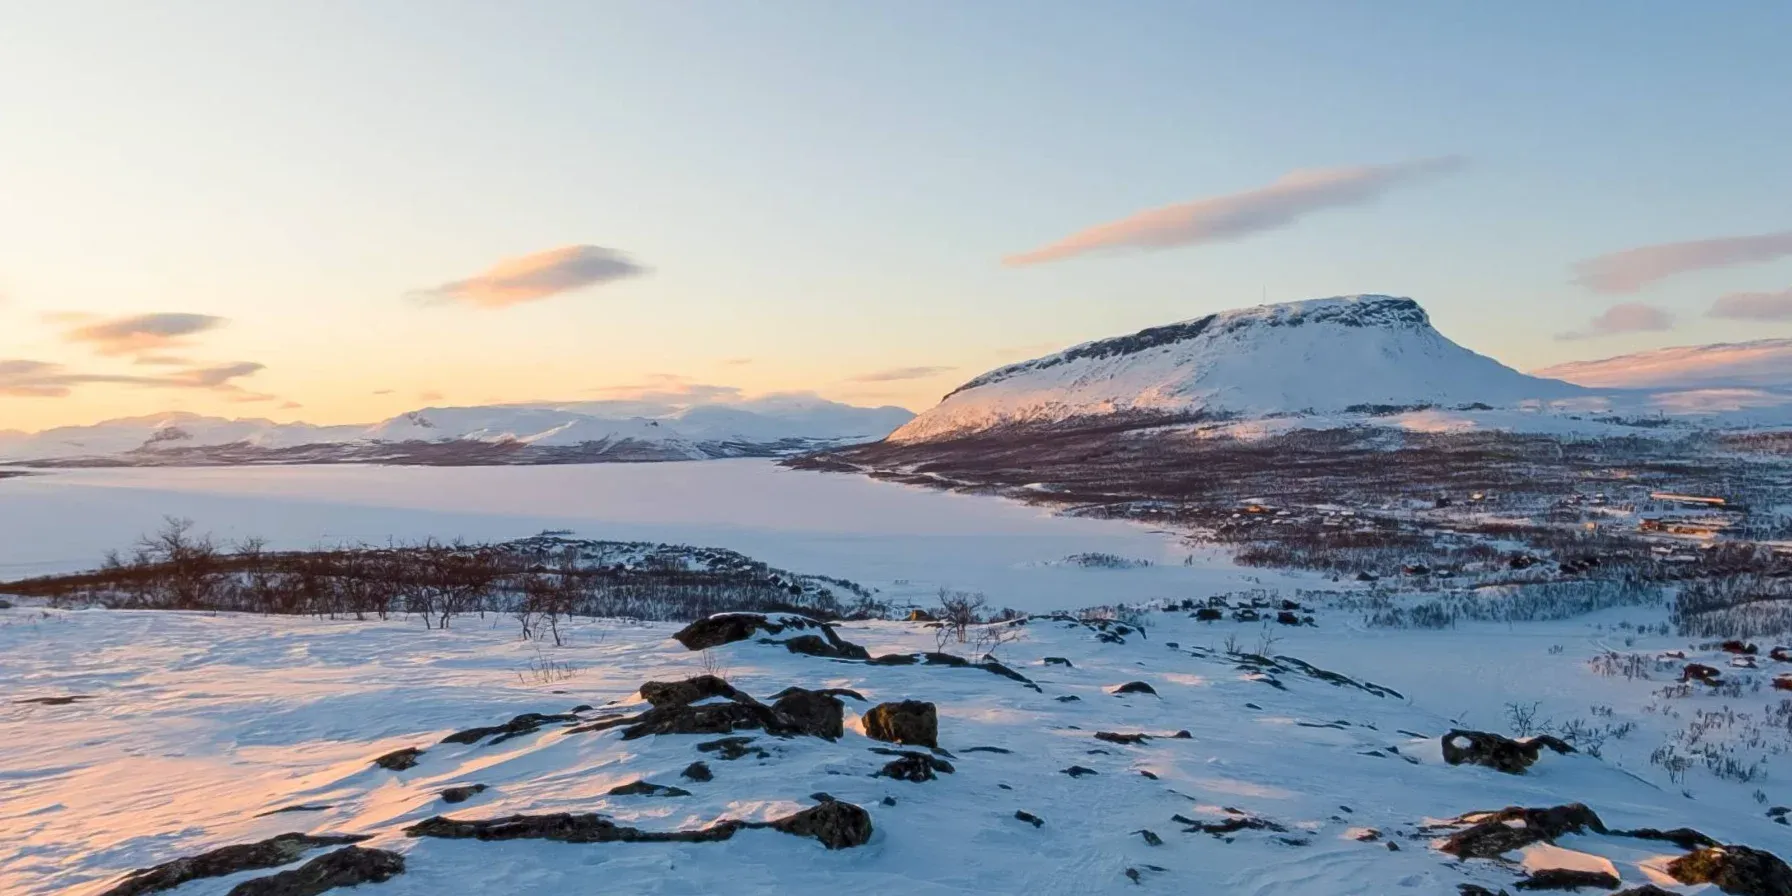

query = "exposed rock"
[[782, 633, 871, 660], [1014, 810, 1044, 828], [868, 654, 919, 666], [1667, 844, 1792, 896], [1439, 804, 1606, 859], [1721, 640, 1759, 656], [767, 686, 866, 702], [224, 846, 404, 896], [681, 761, 713, 782], [1193, 608, 1224, 621], [978, 660, 1043, 691], [1610, 886, 1677, 896], [809, 791, 836, 802], [766, 800, 874, 850], [1184, 815, 1288, 836], [607, 780, 692, 797], [1135, 829, 1163, 846], [695, 736, 767, 761], [962, 746, 1012, 754], [439, 784, 487, 804], [1043, 656, 1074, 667], [639, 675, 756, 708], [863, 700, 939, 749], [14, 695, 95, 706], [1618, 826, 1719, 850], [874, 750, 955, 782], [441, 712, 578, 745], [1458, 887, 1511, 896], [253, 804, 333, 818], [1061, 766, 1098, 777], [1095, 731, 1150, 745], [1441, 730, 1573, 774], [1514, 868, 1620, 891], [770, 688, 846, 739], [921, 652, 969, 667], [672, 613, 829, 651], [1056, 695, 1081, 702], [906, 609, 937, 622], [1111, 681, 1157, 697], [99, 833, 370, 896], [407, 800, 873, 850], [371, 747, 424, 771], [1682, 663, 1724, 685]]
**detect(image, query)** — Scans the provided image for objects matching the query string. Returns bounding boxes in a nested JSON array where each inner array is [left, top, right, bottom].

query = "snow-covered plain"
[[4, 601, 1787, 895], [0, 461, 1308, 611]]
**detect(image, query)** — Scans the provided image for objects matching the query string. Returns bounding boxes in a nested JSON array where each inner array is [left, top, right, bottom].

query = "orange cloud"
[[1574, 231, 1792, 294], [417, 245, 647, 308], [60, 312, 226, 357], [1004, 157, 1464, 266]]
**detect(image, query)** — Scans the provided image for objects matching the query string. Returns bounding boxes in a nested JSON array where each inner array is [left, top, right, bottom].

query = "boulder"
[[1682, 663, 1724, 685], [680, 761, 713, 782], [224, 846, 404, 896], [371, 747, 424, 771], [874, 750, 955, 782], [1439, 804, 1606, 859], [441, 712, 578, 745], [1667, 844, 1792, 896], [606, 780, 692, 797], [439, 784, 487, 804], [1193, 608, 1223, 621], [639, 676, 755, 708], [1111, 681, 1158, 697], [782, 634, 871, 660], [862, 700, 938, 749], [1441, 730, 1573, 774], [673, 613, 858, 653], [766, 799, 874, 850], [769, 688, 845, 739]]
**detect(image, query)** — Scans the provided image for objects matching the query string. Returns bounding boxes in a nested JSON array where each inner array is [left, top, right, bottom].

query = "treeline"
[[0, 518, 888, 631]]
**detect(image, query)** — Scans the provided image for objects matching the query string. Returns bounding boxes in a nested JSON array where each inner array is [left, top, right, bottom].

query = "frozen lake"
[[0, 460, 1308, 612]]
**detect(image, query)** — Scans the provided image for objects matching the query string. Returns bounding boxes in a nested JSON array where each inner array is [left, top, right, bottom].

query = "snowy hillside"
[[0, 398, 914, 465], [890, 295, 1586, 443], [6, 599, 1790, 896]]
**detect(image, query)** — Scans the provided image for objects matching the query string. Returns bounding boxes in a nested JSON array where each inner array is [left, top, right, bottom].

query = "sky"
[[2, 0, 1790, 431]]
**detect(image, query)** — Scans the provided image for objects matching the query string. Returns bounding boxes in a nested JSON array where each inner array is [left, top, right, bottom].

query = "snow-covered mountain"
[[0, 398, 915, 466], [890, 295, 1585, 443]]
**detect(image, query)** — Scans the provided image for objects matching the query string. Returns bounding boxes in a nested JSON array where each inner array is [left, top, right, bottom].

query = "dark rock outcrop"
[[439, 784, 487, 804], [1514, 868, 1620, 891], [873, 750, 955, 782], [769, 688, 845, 740], [99, 834, 370, 896], [681, 761, 713, 782], [224, 846, 404, 896], [767, 686, 866, 702], [863, 700, 938, 749], [1441, 730, 1573, 774], [1094, 731, 1150, 745], [441, 712, 578, 746], [406, 799, 873, 850], [607, 780, 691, 797], [1111, 681, 1157, 697], [1667, 844, 1792, 896], [1439, 804, 1606, 859], [1014, 810, 1044, 828], [371, 748, 424, 771], [639, 675, 755, 708], [673, 613, 824, 651], [696, 736, 767, 760]]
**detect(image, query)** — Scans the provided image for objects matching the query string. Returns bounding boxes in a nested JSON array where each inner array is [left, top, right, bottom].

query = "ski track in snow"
[[2, 603, 1786, 895]]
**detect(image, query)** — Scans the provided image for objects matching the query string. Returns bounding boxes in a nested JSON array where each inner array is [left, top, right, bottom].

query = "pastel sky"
[[3, 1, 1790, 431]]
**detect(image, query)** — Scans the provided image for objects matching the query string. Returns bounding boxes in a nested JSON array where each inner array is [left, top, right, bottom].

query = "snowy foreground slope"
[[5, 602, 1789, 895], [891, 295, 1587, 443], [0, 397, 915, 466]]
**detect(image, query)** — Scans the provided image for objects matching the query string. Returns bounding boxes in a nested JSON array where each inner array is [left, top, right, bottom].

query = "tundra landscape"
[[6, 5, 1792, 896]]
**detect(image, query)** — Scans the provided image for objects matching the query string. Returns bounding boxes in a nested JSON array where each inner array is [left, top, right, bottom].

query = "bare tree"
[[937, 589, 987, 644]]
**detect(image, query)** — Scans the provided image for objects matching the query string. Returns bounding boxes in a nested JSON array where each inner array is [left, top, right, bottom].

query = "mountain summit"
[[890, 295, 1582, 442]]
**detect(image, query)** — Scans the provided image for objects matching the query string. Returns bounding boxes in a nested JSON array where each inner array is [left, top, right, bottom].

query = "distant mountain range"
[[1533, 338, 1792, 391], [0, 397, 916, 466]]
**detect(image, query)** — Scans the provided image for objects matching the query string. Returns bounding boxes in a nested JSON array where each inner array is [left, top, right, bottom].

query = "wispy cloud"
[[417, 245, 648, 308], [587, 374, 743, 405], [1004, 156, 1465, 267], [0, 358, 265, 398], [720, 358, 754, 367], [1573, 231, 1792, 294], [1555, 302, 1676, 341], [1709, 287, 1792, 321], [60, 312, 226, 357], [848, 365, 955, 382], [417, 390, 444, 402]]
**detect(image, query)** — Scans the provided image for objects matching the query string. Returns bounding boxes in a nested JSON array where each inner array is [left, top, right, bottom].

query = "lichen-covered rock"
[[1667, 844, 1792, 896], [224, 846, 404, 896], [862, 700, 938, 749], [639, 675, 756, 708], [767, 800, 874, 850]]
